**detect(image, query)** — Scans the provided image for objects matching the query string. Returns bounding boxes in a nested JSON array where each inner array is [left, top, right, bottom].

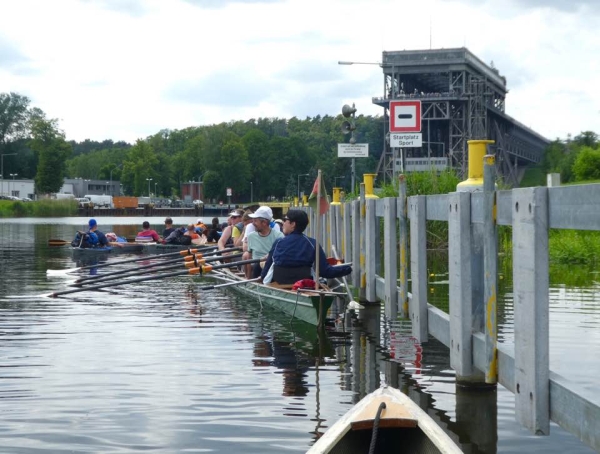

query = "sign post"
[[226, 187, 232, 210]]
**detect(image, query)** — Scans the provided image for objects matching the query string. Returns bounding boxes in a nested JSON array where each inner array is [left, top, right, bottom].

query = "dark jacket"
[[95, 230, 109, 247], [261, 231, 352, 281]]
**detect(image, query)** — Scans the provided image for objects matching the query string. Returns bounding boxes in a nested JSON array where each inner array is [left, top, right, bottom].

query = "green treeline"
[[523, 131, 600, 186], [1, 92, 384, 202], [4, 91, 600, 202]]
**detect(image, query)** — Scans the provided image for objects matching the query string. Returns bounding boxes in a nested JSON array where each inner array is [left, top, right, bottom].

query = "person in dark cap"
[[88, 219, 109, 247], [73, 218, 107, 248], [260, 209, 351, 284], [162, 217, 175, 239]]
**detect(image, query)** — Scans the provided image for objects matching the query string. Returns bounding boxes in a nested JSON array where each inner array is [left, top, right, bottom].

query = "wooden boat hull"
[[308, 386, 463, 454], [214, 268, 334, 326]]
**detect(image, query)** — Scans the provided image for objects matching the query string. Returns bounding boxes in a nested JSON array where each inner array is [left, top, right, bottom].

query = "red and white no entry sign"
[[390, 100, 421, 133]]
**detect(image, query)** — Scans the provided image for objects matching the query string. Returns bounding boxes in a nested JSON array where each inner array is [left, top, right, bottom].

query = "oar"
[[74, 253, 244, 285], [49, 239, 71, 247], [46, 245, 242, 276], [331, 245, 364, 310], [48, 258, 262, 297], [199, 277, 261, 290], [70, 260, 199, 287]]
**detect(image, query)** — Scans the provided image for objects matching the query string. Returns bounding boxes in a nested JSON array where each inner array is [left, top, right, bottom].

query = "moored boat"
[[307, 386, 463, 454], [140, 243, 217, 254], [211, 267, 339, 326], [71, 242, 145, 255]]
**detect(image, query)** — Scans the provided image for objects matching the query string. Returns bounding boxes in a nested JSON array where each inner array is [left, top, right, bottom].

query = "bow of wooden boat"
[[307, 386, 463, 454]]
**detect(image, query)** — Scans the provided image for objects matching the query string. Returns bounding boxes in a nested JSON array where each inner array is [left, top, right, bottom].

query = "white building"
[[0, 178, 35, 199]]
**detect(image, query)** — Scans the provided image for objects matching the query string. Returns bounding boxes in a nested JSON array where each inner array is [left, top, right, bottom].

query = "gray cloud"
[[165, 71, 275, 107], [461, 0, 599, 13], [182, 0, 281, 8], [80, 0, 149, 17], [276, 60, 344, 84], [0, 36, 38, 76]]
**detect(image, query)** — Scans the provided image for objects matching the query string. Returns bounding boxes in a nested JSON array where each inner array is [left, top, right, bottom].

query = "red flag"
[[308, 174, 329, 215]]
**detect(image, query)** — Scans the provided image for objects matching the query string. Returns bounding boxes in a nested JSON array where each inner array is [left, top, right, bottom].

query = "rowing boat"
[[307, 386, 463, 454], [71, 242, 145, 255], [211, 267, 340, 326]]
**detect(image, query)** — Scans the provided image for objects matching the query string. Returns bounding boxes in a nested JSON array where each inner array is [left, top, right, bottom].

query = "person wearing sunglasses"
[[260, 209, 352, 285]]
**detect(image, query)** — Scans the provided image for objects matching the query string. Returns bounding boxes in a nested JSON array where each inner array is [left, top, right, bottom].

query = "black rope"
[[368, 402, 387, 454]]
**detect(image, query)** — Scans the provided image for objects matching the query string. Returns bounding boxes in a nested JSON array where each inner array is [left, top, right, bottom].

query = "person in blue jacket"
[[260, 209, 352, 285]]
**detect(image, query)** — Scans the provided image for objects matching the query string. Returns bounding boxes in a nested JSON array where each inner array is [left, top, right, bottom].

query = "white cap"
[[248, 206, 273, 220]]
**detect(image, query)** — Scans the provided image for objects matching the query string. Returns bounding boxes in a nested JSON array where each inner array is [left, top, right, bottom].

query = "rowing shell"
[[211, 267, 339, 326]]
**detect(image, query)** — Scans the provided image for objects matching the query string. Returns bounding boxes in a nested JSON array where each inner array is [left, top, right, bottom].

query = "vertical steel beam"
[[512, 187, 550, 434], [383, 197, 398, 318], [448, 191, 473, 377], [409, 195, 428, 341]]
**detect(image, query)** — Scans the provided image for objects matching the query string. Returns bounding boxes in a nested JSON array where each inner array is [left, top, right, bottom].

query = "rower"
[[261, 210, 352, 285]]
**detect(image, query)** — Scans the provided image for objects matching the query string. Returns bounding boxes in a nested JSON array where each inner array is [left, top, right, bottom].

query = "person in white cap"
[[243, 206, 284, 278]]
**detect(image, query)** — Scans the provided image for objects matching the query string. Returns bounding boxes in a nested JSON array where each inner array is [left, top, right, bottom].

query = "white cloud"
[[0, 0, 598, 142]]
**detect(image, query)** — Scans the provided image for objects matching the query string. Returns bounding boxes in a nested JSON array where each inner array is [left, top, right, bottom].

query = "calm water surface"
[[0, 217, 597, 453]]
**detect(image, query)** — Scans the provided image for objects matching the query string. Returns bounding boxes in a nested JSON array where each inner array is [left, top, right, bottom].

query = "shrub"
[[572, 147, 600, 181]]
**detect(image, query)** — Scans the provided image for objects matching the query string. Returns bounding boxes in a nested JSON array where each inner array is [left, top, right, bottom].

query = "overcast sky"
[[1, 0, 598, 143]]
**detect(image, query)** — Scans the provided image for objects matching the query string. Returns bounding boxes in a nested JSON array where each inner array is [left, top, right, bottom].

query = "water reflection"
[[0, 219, 596, 453]]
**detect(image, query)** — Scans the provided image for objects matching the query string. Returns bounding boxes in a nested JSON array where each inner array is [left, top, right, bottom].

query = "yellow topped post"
[[457, 140, 495, 192], [331, 187, 342, 205], [302, 195, 308, 206], [363, 173, 379, 199]]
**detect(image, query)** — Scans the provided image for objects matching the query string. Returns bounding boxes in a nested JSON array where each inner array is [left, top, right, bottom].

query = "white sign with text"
[[338, 143, 369, 158], [390, 133, 423, 148]]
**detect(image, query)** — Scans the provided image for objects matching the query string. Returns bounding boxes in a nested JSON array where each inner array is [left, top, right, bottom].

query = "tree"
[[572, 147, 600, 181], [30, 113, 72, 194], [0, 92, 30, 147], [216, 137, 251, 202], [121, 140, 159, 196], [202, 170, 222, 201]]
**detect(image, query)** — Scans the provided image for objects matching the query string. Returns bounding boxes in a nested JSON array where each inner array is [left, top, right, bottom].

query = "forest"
[[1, 91, 599, 204]]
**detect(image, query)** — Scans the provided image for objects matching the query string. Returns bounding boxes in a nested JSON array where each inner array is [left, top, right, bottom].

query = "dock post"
[[342, 202, 352, 265], [383, 197, 398, 319], [483, 155, 498, 384], [359, 183, 366, 302], [351, 199, 360, 288], [409, 195, 428, 342], [448, 191, 474, 378], [398, 175, 408, 318], [454, 139, 494, 385], [512, 187, 550, 434], [365, 198, 378, 303]]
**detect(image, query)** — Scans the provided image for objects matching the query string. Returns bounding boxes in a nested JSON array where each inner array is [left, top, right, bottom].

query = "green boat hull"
[[216, 269, 334, 326]]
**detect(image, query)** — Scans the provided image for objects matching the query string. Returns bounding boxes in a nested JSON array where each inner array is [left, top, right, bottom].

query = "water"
[[0, 217, 597, 453]]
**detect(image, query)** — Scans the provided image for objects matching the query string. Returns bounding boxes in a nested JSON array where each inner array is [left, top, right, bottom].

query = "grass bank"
[[0, 199, 78, 218]]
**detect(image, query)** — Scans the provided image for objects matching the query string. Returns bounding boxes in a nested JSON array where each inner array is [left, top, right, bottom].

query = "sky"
[[1, 0, 599, 144]]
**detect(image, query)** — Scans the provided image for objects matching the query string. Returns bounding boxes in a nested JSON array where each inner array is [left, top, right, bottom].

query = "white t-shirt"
[[242, 222, 280, 243], [246, 228, 284, 260]]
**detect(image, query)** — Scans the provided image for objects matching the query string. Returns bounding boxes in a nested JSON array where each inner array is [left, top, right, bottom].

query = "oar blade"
[[48, 239, 70, 247]]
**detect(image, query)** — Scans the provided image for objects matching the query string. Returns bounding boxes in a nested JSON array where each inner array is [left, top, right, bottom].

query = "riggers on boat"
[[211, 267, 343, 326], [307, 386, 463, 454]]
